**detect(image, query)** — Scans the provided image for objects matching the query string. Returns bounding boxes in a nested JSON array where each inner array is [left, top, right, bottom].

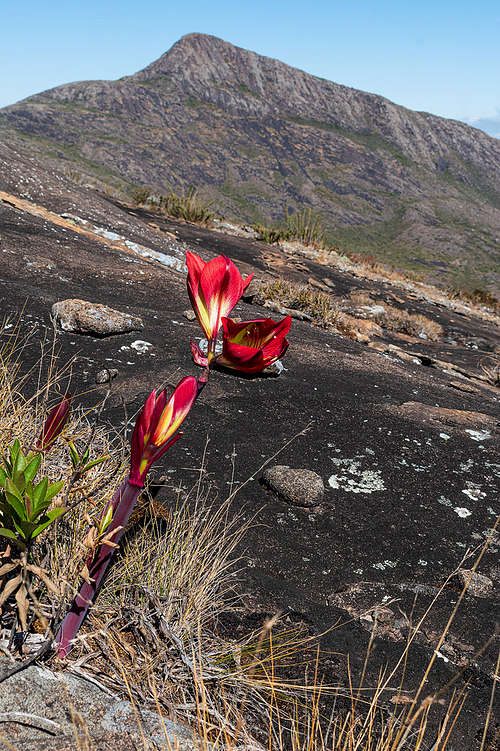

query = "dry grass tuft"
[[447, 286, 500, 314], [260, 279, 360, 339], [373, 305, 444, 341]]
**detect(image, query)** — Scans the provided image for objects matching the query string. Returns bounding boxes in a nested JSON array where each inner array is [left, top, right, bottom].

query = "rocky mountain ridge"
[[1, 33, 499, 291]]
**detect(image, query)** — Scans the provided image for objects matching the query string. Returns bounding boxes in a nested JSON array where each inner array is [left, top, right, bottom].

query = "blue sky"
[[1, 0, 499, 134]]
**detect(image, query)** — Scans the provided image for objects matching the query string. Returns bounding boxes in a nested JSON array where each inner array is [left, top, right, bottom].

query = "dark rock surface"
[[0, 147, 499, 748], [1, 33, 500, 291], [261, 465, 325, 507]]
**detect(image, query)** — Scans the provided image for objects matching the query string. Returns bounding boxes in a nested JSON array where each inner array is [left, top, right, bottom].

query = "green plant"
[[131, 184, 217, 225], [132, 187, 153, 206], [286, 207, 326, 247], [253, 207, 326, 248], [68, 439, 109, 480], [159, 185, 216, 225], [0, 439, 66, 631], [253, 222, 293, 244], [0, 439, 65, 551]]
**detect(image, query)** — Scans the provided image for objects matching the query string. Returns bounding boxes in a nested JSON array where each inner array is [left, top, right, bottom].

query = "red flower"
[[37, 394, 71, 451], [217, 316, 291, 374], [129, 377, 198, 487], [186, 251, 253, 350]]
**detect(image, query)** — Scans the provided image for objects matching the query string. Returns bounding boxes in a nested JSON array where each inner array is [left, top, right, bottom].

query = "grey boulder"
[[52, 299, 143, 337], [261, 465, 325, 507]]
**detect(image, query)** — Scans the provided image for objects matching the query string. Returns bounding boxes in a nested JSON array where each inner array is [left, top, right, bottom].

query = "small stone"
[[455, 569, 493, 598], [52, 299, 143, 337], [95, 368, 118, 384], [183, 309, 196, 321], [261, 466, 324, 507]]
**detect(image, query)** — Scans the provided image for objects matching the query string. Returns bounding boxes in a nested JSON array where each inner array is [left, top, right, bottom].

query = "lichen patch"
[[328, 456, 386, 493]]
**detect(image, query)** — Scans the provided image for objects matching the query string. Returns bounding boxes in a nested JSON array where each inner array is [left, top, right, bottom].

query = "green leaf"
[[12, 444, 27, 480], [99, 504, 114, 534], [0, 527, 25, 550], [69, 441, 80, 469], [4, 482, 27, 521], [83, 455, 110, 473], [5, 477, 22, 500], [0, 467, 6, 488], [10, 439, 21, 462], [32, 507, 66, 538], [0, 527, 17, 541], [12, 518, 30, 542], [32, 477, 48, 511], [24, 454, 41, 484], [44, 480, 64, 504]]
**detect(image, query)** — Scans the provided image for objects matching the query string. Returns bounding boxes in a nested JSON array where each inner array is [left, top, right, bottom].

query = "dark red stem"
[[55, 479, 141, 658]]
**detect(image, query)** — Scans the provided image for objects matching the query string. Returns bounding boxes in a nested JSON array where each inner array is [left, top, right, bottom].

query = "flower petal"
[[190, 341, 208, 367], [219, 316, 291, 373], [37, 394, 71, 451], [152, 376, 198, 446]]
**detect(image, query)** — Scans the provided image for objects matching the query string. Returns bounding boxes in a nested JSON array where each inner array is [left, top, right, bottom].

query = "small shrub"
[[253, 223, 292, 245], [286, 207, 326, 247], [132, 185, 216, 225], [131, 187, 153, 206]]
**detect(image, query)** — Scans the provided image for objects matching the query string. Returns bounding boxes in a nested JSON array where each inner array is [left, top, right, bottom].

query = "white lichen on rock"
[[328, 456, 385, 493], [465, 429, 491, 441], [453, 507, 472, 518]]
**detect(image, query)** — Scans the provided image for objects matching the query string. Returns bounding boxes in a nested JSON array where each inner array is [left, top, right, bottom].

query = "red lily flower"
[[56, 377, 200, 657], [37, 394, 71, 451], [129, 376, 198, 487], [217, 316, 291, 374], [186, 251, 253, 351]]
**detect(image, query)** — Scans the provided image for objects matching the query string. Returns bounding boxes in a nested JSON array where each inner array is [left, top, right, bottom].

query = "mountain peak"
[[2, 35, 499, 293], [129, 33, 250, 81]]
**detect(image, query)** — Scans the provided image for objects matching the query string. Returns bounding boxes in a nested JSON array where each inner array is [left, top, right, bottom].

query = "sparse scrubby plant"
[[254, 207, 327, 248], [131, 186, 153, 205], [132, 184, 217, 225], [480, 356, 500, 387], [447, 285, 500, 313]]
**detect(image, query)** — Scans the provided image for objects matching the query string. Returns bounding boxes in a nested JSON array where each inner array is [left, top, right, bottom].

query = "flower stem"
[[55, 479, 141, 658]]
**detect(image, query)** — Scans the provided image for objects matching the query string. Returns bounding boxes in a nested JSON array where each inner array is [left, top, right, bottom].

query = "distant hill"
[[1, 33, 499, 292]]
